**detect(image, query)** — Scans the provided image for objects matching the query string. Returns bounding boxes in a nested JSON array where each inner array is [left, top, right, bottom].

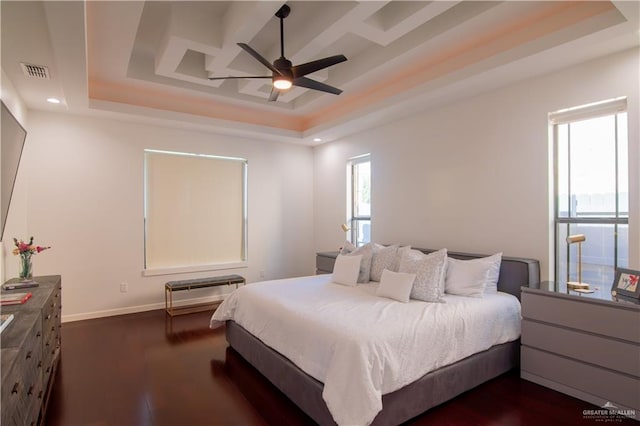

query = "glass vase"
[[19, 254, 33, 280]]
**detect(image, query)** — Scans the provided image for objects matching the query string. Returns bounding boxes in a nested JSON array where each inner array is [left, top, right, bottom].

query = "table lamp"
[[566, 234, 589, 290]]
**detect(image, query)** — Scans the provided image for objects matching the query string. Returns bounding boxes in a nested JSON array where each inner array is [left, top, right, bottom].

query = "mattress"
[[210, 274, 521, 426]]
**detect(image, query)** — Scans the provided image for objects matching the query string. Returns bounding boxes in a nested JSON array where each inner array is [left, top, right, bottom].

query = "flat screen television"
[[1, 101, 27, 241]]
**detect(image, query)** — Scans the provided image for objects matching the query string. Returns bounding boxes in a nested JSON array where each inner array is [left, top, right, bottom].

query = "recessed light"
[[313, 138, 322, 142], [46, 97, 61, 104]]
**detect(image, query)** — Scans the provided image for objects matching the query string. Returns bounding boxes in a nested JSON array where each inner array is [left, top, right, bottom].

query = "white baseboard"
[[61, 294, 227, 323]]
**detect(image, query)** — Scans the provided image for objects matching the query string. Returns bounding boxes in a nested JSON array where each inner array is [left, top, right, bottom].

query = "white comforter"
[[210, 274, 521, 426]]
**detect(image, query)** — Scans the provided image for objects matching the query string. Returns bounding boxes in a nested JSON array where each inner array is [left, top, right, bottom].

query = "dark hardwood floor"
[[45, 309, 633, 426]]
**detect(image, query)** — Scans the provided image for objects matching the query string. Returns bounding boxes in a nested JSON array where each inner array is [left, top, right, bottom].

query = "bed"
[[211, 248, 540, 425]]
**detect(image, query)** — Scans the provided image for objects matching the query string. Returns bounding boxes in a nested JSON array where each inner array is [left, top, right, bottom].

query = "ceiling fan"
[[208, 4, 347, 102]]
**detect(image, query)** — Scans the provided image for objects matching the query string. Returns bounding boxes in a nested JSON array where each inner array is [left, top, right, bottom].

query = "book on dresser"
[[0, 291, 32, 305], [2, 280, 39, 290], [0, 313, 14, 333]]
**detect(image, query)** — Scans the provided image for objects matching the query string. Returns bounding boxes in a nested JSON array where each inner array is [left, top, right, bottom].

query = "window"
[[144, 149, 247, 275], [551, 98, 628, 296], [347, 154, 371, 246]]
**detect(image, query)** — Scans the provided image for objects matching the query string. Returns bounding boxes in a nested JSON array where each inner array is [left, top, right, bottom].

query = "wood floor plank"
[[44, 309, 636, 425]]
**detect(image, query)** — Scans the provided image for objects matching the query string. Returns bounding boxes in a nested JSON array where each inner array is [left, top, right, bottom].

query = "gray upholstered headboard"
[[417, 248, 540, 300]]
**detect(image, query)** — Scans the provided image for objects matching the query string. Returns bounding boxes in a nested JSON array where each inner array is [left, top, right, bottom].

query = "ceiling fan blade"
[[293, 77, 342, 95], [291, 55, 347, 78], [237, 43, 281, 75], [268, 87, 280, 102], [208, 76, 271, 80]]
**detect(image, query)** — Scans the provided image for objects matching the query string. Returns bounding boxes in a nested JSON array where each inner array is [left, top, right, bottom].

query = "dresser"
[[521, 282, 639, 420], [1, 275, 62, 426]]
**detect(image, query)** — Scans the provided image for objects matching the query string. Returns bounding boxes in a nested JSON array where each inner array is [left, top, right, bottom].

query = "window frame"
[[143, 149, 248, 276], [346, 154, 371, 247], [551, 98, 628, 286]]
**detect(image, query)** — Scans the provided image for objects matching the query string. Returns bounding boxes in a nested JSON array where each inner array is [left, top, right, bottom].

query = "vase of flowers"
[[13, 237, 51, 280]]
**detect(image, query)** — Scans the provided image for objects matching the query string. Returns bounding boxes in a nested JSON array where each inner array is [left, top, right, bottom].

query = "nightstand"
[[521, 282, 639, 420], [316, 251, 338, 274]]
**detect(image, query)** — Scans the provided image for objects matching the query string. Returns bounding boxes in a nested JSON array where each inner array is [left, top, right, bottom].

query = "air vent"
[[20, 63, 50, 79]]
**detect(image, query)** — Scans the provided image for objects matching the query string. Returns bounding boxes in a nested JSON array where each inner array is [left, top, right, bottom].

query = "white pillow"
[[399, 248, 447, 302], [340, 241, 373, 283], [390, 245, 412, 272], [332, 254, 362, 286], [370, 244, 399, 282], [445, 258, 488, 297], [376, 269, 416, 303], [445, 253, 502, 295], [483, 253, 503, 293]]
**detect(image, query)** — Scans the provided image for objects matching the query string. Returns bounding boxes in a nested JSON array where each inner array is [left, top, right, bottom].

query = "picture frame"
[[611, 268, 640, 299]]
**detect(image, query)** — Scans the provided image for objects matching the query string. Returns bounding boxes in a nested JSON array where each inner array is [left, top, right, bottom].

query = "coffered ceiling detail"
[[2, 1, 639, 144]]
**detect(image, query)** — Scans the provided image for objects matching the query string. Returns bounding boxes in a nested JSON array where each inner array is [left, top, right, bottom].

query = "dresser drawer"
[[522, 346, 640, 410], [1, 350, 25, 426], [522, 320, 639, 377], [521, 292, 640, 343]]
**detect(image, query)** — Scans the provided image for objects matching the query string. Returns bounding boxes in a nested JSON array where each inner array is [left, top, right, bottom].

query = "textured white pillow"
[[370, 244, 399, 282], [340, 241, 373, 283], [399, 248, 447, 302], [376, 269, 416, 303], [390, 245, 412, 272], [332, 254, 362, 286]]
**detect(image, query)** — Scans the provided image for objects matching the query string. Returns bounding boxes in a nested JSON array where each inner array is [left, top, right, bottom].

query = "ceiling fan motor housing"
[[273, 57, 293, 78]]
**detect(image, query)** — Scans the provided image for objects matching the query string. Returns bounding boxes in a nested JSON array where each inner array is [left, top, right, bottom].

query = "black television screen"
[[1, 101, 27, 241]]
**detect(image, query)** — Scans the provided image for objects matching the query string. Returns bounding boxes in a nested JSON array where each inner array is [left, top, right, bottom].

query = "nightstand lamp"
[[566, 234, 590, 291]]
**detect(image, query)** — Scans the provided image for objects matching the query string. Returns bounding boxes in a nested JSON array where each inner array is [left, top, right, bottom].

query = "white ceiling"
[[1, 1, 639, 145]]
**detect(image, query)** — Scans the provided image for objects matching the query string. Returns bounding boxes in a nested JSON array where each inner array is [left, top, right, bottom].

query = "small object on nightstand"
[[573, 288, 594, 295], [566, 234, 590, 292]]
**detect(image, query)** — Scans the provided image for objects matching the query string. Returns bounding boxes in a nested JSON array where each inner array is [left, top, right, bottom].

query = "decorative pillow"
[[370, 244, 399, 282], [482, 253, 503, 293], [340, 241, 373, 283], [445, 257, 488, 297], [399, 248, 447, 302], [376, 269, 416, 303], [390, 245, 412, 272], [332, 254, 362, 286]]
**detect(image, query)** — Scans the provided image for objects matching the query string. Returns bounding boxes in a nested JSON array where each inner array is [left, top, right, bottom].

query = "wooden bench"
[[164, 274, 245, 316]]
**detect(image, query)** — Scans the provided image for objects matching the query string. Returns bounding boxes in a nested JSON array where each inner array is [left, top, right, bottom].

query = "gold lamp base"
[[567, 281, 590, 290]]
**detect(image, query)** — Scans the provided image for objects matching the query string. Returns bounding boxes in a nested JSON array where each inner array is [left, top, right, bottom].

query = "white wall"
[[2, 111, 315, 321], [314, 47, 640, 281]]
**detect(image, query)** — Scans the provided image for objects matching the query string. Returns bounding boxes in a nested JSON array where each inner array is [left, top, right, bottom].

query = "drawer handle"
[[11, 382, 19, 394], [38, 390, 43, 400], [46, 314, 52, 320], [27, 385, 34, 396], [37, 361, 42, 368], [36, 332, 41, 338], [26, 351, 33, 359], [46, 367, 51, 374], [51, 326, 55, 331]]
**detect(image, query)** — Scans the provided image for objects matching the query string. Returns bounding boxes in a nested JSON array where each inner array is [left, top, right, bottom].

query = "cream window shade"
[[144, 150, 247, 273]]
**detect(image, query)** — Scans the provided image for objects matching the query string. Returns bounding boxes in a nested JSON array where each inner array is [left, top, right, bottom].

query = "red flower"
[[629, 275, 639, 286]]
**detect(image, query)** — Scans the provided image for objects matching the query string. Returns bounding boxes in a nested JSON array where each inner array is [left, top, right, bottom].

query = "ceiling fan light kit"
[[208, 4, 347, 102]]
